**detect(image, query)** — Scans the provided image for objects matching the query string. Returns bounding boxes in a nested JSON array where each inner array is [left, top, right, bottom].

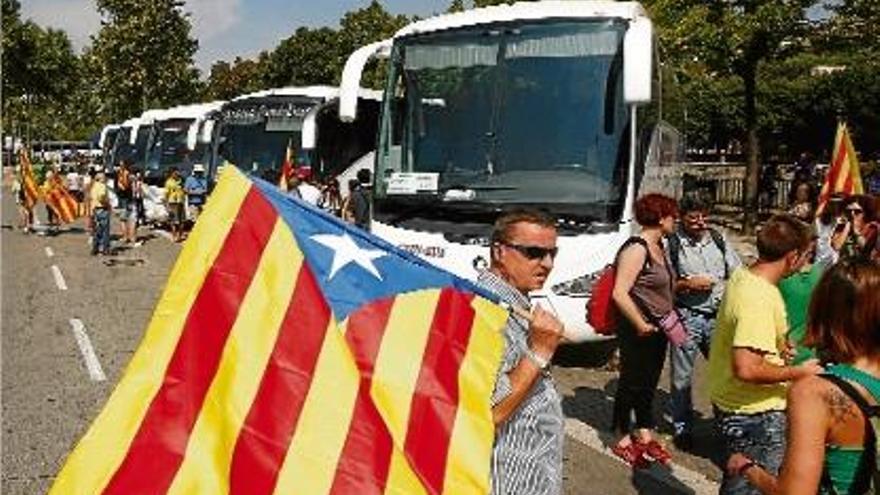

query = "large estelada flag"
[[19, 150, 41, 209], [50, 166, 507, 495], [43, 174, 80, 223], [816, 121, 864, 216]]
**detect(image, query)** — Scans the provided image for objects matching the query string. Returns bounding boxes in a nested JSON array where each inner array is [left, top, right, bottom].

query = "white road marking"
[[45, 246, 54, 257], [50, 265, 68, 291], [564, 417, 719, 494], [68, 319, 106, 382]]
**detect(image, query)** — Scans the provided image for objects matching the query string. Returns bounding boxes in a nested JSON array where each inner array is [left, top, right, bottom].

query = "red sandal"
[[642, 439, 673, 465], [611, 441, 649, 469]]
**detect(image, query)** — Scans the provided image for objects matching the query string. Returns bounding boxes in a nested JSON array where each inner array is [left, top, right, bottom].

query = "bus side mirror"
[[623, 17, 653, 105]]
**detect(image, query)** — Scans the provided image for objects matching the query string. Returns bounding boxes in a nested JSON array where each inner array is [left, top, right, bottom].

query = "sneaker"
[[133, 241, 143, 247]]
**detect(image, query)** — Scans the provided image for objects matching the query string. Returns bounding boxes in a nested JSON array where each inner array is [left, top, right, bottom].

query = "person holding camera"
[[838, 195, 878, 262]]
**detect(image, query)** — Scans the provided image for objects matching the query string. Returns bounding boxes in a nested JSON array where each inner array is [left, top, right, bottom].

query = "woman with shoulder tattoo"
[[727, 260, 880, 494]]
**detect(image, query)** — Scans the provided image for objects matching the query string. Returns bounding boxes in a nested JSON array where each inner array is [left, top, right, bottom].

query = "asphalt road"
[[1, 190, 729, 495]]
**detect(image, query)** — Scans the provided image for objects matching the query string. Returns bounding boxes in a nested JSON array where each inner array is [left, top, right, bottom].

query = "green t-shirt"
[[779, 263, 824, 365]]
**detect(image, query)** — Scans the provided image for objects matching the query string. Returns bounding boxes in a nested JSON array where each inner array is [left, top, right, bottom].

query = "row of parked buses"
[[99, 1, 684, 344], [99, 87, 381, 189]]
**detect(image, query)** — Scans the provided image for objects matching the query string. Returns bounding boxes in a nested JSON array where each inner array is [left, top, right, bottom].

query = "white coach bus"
[[142, 101, 225, 185], [339, 1, 682, 342], [210, 86, 381, 188]]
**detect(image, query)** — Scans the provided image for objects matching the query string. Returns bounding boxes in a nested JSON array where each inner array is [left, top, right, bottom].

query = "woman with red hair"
[[611, 193, 680, 467]]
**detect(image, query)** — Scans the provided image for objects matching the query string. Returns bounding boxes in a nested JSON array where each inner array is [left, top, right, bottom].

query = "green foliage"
[[447, 0, 465, 13], [90, 0, 200, 122], [204, 55, 268, 101], [337, 1, 409, 89], [262, 1, 408, 90], [265, 27, 343, 88], [2, 0, 84, 142]]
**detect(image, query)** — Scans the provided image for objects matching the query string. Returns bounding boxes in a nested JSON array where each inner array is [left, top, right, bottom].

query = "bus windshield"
[[217, 122, 302, 181], [377, 19, 630, 220], [146, 119, 196, 176], [215, 98, 320, 181]]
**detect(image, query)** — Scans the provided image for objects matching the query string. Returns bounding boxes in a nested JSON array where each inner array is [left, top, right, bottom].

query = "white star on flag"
[[311, 233, 387, 280]]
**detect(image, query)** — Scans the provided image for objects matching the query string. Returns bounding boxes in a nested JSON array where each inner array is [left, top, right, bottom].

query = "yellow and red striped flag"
[[50, 166, 507, 495], [44, 174, 80, 224], [278, 138, 294, 191], [816, 121, 864, 216], [19, 150, 41, 209]]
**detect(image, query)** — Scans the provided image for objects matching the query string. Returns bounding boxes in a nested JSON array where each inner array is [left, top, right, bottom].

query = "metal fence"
[[681, 162, 800, 211]]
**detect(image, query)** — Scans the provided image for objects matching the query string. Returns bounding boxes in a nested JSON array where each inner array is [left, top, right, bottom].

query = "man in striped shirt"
[[479, 210, 565, 495]]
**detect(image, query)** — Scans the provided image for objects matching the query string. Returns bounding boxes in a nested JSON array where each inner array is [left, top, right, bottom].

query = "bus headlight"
[[551, 269, 604, 297]]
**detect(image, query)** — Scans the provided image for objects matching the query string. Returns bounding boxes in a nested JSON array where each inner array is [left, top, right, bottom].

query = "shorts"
[[168, 202, 185, 226], [124, 201, 138, 223], [187, 204, 203, 222]]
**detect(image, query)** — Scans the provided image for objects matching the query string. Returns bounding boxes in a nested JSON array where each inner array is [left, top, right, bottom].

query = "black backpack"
[[666, 228, 729, 279], [819, 373, 880, 495]]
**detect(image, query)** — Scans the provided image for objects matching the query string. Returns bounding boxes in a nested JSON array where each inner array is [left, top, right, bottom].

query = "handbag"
[[658, 309, 688, 347]]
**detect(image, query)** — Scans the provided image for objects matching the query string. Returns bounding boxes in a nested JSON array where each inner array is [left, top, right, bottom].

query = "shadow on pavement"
[[632, 464, 696, 494]]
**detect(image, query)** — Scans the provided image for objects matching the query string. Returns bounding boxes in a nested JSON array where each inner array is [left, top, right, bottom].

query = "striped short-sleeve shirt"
[[478, 270, 564, 495]]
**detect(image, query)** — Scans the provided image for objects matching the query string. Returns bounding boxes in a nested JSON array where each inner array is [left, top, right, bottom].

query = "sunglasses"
[[847, 208, 864, 215], [501, 242, 558, 260]]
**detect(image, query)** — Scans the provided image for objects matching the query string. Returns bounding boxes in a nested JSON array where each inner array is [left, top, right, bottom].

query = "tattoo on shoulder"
[[822, 388, 858, 424]]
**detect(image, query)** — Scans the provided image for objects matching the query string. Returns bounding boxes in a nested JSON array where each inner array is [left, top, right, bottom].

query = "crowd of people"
[[481, 189, 879, 495], [12, 157, 377, 256], [276, 166, 372, 230], [11, 150, 880, 494]]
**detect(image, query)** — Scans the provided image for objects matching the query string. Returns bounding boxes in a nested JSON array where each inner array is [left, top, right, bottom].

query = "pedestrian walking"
[[13, 163, 34, 233], [184, 164, 208, 223], [341, 178, 360, 224], [295, 167, 321, 206], [83, 167, 97, 242], [708, 214, 823, 495], [477, 209, 565, 495], [132, 167, 146, 227], [666, 195, 741, 450], [778, 236, 823, 366], [611, 193, 679, 467], [318, 178, 343, 217], [90, 171, 112, 255], [350, 168, 372, 231], [164, 167, 186, 243], [115, 161, 133, 242], [727, 260, 880, 495], [65, 165, 84, 214], [787, 181, 815, 222]]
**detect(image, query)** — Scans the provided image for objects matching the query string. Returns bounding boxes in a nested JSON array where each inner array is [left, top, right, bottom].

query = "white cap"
[[193, 164, 205, 173]]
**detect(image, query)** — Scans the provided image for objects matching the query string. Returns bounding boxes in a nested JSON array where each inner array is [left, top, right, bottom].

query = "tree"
[[336, 1, 409, 89], [264, 27, 342, 88], [2, 0, 81, 145], [205, 55, 268, 101], [447, 0, 465, 13], [646, 0, 816, 232], [264, 2, 409, 90], [90, 0, 200, 122]]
